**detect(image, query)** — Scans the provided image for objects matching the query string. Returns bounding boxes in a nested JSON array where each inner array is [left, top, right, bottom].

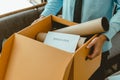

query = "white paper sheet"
[[44, 32, 80, 53]]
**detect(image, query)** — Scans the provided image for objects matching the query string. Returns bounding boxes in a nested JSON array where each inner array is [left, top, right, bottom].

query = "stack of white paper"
[[44, 32, 80, 53]]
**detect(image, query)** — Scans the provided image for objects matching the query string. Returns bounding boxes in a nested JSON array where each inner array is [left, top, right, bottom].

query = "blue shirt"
[[41, 0, 120, 52]]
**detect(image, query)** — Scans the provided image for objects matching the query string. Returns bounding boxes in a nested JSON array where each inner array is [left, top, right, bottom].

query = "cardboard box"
[[0, 15, 101, 80]]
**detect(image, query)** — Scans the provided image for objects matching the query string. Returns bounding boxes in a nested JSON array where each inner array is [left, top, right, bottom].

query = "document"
[[44, 32, 80, 53]]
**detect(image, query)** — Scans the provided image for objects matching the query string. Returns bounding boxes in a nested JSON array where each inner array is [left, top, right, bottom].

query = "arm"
[[103, 0, 120, 40], [31, 0, 63, 25], [87, 0, 120, 59], [41, 0, 63, 16]]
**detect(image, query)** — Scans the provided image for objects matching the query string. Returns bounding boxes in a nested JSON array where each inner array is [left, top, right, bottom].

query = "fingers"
[[87, 37, 101, 59], [31, 16, 44, 25], [87, 37, 98, 48], [87, 35, 107, 59], [87, 46, 101, 59], [31, 19, 40, 25]]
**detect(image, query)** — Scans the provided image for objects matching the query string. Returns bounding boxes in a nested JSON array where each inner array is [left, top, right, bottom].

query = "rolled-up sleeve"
[[41, 0, 63, 16], [103, 0, 120, 40]]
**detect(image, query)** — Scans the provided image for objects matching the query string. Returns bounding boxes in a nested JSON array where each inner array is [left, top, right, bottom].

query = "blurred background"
[[0, 0, 44, 15]]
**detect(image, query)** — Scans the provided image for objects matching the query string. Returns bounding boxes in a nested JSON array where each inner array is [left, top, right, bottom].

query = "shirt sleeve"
[[41, 0, 63, 16], [103, 0, 120, 40]]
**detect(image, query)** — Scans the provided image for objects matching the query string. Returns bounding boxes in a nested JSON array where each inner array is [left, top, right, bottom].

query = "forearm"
[[41, 0, 63, 16], [103, 1, 120, 40]]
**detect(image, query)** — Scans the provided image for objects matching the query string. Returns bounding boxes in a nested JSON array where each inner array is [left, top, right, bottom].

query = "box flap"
[[4, 34, 73, 80], [0, 35, 15, 80], [18, 15, 77, 39], [52, 15, 77, 26], [73, 35, 101, 80], [18, 15, 52, 39]]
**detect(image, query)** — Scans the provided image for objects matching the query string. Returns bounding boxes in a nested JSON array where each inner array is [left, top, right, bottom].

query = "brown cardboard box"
[[0, 15, 101, 80]]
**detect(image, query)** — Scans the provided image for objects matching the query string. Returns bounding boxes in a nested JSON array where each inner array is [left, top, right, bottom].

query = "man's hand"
[[31, 15, 45, 25], [87, 34, 107, 59]]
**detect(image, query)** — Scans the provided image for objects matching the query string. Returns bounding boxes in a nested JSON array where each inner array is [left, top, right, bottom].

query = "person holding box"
[[32, 0, 120, 79]]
